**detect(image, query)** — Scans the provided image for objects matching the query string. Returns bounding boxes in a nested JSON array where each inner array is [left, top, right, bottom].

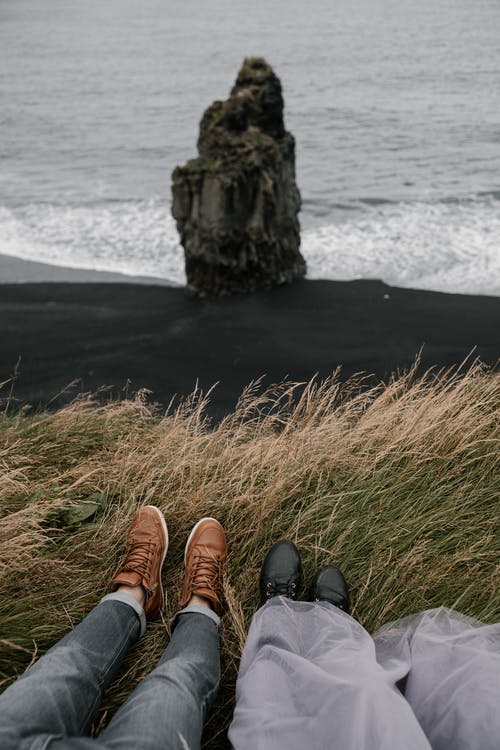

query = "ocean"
[[1, 0, 499, 295]]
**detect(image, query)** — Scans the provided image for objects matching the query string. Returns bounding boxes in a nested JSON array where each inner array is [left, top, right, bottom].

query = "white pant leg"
[[374, 608, 500, 750], [229, 598, 431, 750]]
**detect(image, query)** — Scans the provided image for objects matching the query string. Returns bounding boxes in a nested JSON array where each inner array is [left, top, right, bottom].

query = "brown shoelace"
[[188, 553, 224, 596], [122, 541, 156, 580]]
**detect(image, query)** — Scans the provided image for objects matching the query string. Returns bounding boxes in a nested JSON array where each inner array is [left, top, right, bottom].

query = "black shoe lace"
[[265, 580, 297, 600]]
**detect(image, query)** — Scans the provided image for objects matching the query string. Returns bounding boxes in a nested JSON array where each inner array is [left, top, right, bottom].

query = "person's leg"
[[99, 517, 227, 750], [0, 593, 141, 750], [0, 505, 168, 750], [374, 607, 500, 750], [229, 550, 431, 750]]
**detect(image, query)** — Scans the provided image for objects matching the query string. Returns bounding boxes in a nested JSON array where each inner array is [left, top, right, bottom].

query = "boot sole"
[[143, 505, 169, 606], [184, 516, 223, 564]]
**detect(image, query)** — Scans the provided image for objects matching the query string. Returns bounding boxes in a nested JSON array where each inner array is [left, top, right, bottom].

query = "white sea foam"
[[302, 199, 500, 296], [0, 198, 499, 296], [302, 200, 500, 295], [0, 200, 186, 285]]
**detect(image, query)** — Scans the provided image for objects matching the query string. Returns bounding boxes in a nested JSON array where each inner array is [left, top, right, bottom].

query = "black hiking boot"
[[308, 565, 350, 613], [259, 540, 302, 606]]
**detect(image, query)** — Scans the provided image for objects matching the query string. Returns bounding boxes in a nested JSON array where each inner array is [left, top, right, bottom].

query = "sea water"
[[1, 0, 499, 294]]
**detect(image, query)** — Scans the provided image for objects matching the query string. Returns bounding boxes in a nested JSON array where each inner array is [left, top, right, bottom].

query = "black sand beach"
[[1, 273, 498, 418]]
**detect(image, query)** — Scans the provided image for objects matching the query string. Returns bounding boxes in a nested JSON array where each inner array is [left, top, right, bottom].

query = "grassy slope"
[[0, 365, 498, 746]]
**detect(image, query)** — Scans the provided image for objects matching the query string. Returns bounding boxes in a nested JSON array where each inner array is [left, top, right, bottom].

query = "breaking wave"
[[302, 198, 500, 296], [0, 200, 185, 285], [0, 196, 499, 295]]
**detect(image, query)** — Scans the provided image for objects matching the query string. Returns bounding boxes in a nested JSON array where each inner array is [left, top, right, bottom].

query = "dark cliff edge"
[[1, 279, 498, 419]]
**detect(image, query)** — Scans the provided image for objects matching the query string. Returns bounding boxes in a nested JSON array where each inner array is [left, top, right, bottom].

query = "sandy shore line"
[[0, 253, 173, 285], [1, 277, 498, 418]]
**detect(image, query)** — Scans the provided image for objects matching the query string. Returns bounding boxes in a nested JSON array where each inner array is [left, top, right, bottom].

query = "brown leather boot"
[[180, 517, 227, 615], [111, 505, 169, 620]]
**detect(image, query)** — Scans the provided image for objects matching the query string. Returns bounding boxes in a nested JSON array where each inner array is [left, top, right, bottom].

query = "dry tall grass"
[[0, 364, 498, 747]]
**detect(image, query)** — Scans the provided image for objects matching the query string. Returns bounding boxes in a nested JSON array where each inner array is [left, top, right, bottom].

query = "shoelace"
[[189, 553, 224, 595], [265, 580, 297, 599], [123, 541, 155, 581]]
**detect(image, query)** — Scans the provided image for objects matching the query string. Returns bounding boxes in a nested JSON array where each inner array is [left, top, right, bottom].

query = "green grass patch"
[[0, 365, 498, 746]]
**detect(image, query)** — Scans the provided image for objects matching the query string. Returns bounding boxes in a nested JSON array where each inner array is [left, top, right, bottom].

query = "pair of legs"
[[0, 508, 227, 750], [3, 526, 499, 750], [229, 541, 500, 750]]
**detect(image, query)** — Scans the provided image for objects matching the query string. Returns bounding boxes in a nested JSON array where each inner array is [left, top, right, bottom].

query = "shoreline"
[[0, 252, 175, 285], [1, 277, 498, 418]]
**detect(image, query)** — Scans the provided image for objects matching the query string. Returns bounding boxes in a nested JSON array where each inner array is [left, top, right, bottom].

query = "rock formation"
[[171, 57, 306, 296]]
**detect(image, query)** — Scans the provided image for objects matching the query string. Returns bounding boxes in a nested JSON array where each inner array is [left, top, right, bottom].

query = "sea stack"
[[171, 57, 306, 296]]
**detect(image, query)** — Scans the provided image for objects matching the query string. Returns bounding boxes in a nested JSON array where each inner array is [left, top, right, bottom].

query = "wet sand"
[[0, 252, 173, 285], [1, 272, 498, 418]]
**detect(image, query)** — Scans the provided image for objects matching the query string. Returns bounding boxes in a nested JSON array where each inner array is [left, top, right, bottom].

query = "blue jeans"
[[0, 594, 221, 750]]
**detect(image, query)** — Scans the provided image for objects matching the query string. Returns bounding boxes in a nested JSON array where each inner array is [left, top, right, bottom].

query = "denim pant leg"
[[99, 606, 221, 750], [0, 593, 142, 750]]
